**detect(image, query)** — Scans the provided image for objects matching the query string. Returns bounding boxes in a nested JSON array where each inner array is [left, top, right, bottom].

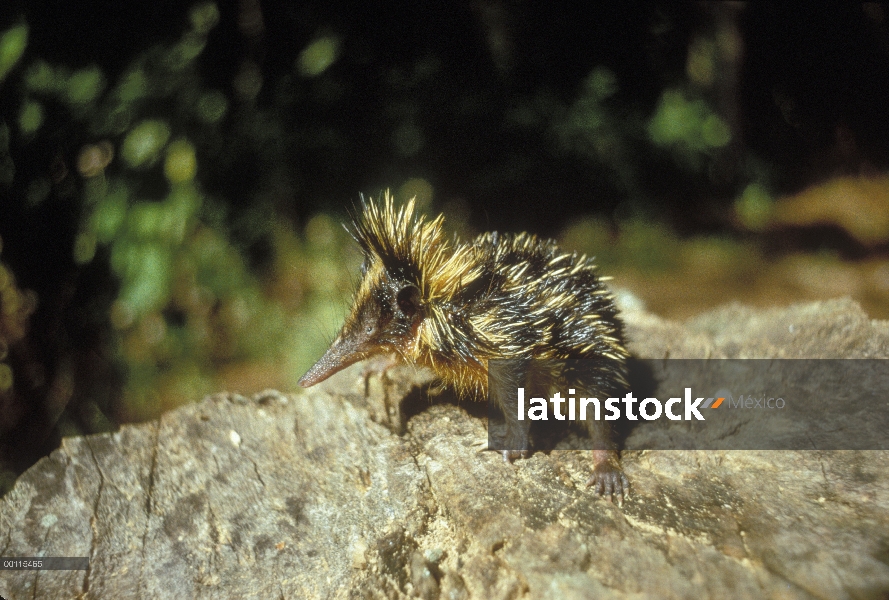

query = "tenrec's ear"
[[396, 285, 421, 318]]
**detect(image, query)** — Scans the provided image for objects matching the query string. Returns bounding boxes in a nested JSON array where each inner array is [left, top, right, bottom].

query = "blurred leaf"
[[167, 33, 206, 70], [735, 182, 772, 231], [196, 90, 227, 123], [121, 119, 171, 168], [701, 114, 730, 148], [164, 139, 197, 183], [648, 87, 732, 167], [17, 100, 43, 134], [117, 245, 172, 316], [298, 35, 340, 77], [116, 68, 148, 103], [189, 2, 220, 35], [587, 67, 618, 100], [66, 66, 105, 105], [23, 60, 55, 93], [91, 183, 130, 243], [0, 22, 28, 82]]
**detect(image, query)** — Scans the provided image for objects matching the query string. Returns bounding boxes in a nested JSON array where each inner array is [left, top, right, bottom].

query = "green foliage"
[[734, 182, 773, 231], [23, 60, 55, 92], [510, 54, 746, 208], [189, 2, 221, 34], [510, 66, 740, 211], [648, 88, 731, 166], [2, 2, 361, 426], [298, 35, 341, 77], [121, 120, 171, 168], [164, 140, 197, 182], [552, 68, 622, 160], [17, 100, 42, 134], [0, 22, 28, 82], [195, 90, 227, 123], [66, 66, 106, 105]]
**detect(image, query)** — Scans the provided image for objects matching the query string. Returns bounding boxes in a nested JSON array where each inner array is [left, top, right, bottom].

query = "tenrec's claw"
[[501, 449, 530, 463], [586, 459, 629, 505]]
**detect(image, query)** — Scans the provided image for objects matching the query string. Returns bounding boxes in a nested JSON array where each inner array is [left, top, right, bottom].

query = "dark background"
[[6, 2, 889, 231]]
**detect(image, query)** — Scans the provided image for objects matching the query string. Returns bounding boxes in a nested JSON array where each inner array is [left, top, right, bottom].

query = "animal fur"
[[300, 192, 631, 502]]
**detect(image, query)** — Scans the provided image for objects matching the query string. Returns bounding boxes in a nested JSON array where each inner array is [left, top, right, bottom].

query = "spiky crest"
[[350, 191, 479, 303]]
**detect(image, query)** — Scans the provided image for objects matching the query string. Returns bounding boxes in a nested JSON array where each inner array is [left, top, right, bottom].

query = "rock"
[[1, 298, 888, 599]]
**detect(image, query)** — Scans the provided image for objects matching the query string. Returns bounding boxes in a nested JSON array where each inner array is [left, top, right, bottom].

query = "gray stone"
[[1, 297, 888, 599]]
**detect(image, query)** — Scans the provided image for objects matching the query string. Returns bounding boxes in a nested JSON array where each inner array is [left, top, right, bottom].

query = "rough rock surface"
[[1, 297, 888, 599]]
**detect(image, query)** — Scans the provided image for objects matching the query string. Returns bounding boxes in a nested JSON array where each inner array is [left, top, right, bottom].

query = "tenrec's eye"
[[396, 285, 420, 318]]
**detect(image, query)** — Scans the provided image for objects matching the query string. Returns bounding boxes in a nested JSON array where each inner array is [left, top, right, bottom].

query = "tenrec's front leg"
[[489, 359, 531, 463], [585, 417, 629, 504]]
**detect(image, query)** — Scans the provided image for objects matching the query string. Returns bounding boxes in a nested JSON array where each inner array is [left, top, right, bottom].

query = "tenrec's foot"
[[585, 450, 629, 505]]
